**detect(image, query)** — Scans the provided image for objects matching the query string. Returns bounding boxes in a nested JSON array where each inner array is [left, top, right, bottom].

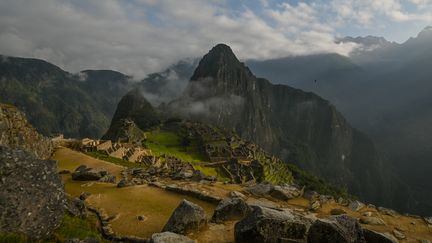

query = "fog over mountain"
[[246, 26, 432, 215]]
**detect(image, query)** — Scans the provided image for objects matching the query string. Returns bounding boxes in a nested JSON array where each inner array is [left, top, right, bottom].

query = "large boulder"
[[359, 216, 385, 225], [245, 182, 273, 196], [0, 146, 65, 239], [234, 206, 310, 243], [363, 229, 398, 243], [151, 232, 195, 243], [162, 200, 207, 234], [191, 170, 206, 181], [377, 207, 397, 216], [212, 196, 251, 223], [348, 201, 365, 212], [307, 215, 365, 243], [71, 165, 107, 181], [270, 185, 302, 201], [98, 174, 116, 183]]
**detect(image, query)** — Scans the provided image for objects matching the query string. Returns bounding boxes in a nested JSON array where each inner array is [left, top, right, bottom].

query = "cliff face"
[[0, 103, 53, 159], [167, 44, 388, 203], [0, 103, 65, 239], [0, 146, 65, 239]]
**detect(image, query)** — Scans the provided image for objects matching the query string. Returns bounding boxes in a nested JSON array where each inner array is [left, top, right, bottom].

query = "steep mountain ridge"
[[245, 28, 432, 215], [167, 44, 389, 204]]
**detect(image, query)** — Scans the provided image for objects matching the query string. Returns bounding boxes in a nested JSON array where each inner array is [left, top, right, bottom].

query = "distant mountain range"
[[0, 55, 194, 138], [246, 26, 432, 215]]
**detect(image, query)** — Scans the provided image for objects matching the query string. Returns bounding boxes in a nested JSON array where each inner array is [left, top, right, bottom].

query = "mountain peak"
[[208, 43, 236, 57], [418, 26, 432, 37], [103, 88, 160, 140], [190, 43, 245, 82]]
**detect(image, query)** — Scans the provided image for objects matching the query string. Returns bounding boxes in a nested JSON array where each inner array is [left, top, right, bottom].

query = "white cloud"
[[0, 0, 430, 78], [331, 0, 432, 24]]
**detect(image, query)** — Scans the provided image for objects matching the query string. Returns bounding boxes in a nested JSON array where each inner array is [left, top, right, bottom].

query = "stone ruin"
[[79, 138, 152, 164]]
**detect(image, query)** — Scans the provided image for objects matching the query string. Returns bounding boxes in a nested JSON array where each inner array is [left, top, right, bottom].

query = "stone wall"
[[0, 103, 53, 159]]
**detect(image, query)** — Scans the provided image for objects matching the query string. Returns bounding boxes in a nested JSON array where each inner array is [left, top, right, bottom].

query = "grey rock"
[[212, 196, 251, 223], [117, 179, 132, 188], [348, 200, 365, 211], [363, 229, 398, 243], [319, 195, 335, 204], [204, 176, 217, 182], [137, 215, 146, 221], [246, 198, 280, 209], [98, 174, 116, 183], [307, 215, 365, 243], [378, 207, 397, 216], [303, 190, 319, 201], [72, 198, 87, 216], [162, 199, 207, 234], [229, 191, 246, 199], [359, 216, 385, 225], [151, 232, 195, 243], [392, 229, 405, 239], [245, 182, 274, 196], [0, 146, 65, 239], [270, 185, 301, 201], [309, 200, 321, 211], [64, 198, 82, 217], [424, 216, 432, 225], [71, 165, 106, 181], [234, 206, 310, 243], [192, 170, 206, 181], [367, 204, 376, 209]]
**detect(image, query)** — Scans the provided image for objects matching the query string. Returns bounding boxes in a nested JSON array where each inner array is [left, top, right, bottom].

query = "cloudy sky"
[[0, 0, 431, 79]]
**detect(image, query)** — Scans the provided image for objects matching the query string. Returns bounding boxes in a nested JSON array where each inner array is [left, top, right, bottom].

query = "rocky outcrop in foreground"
[[162, 199, 207, 234], [0, 146, 65, 239], [0, 104, 53, 159], [71, 165, 116, 183], [235, 206, 311, 242], [233, 205, 405, 243]]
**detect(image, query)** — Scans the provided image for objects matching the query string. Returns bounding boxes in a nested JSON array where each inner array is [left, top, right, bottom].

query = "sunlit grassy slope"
[[143, 130, 225, 179], [54, 147, 217, 239]]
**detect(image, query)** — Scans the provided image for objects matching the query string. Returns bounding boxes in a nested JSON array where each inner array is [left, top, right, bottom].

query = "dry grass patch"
[[53, 147, 124, 178]]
